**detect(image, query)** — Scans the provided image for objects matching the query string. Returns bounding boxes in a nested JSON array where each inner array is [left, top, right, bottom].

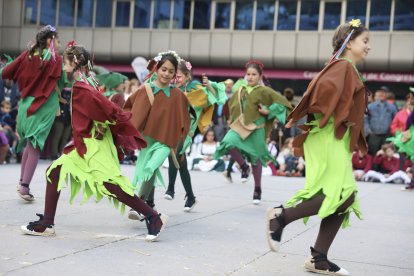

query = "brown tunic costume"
[[124, 85, 192, 148], [287, 59, 368, 156]]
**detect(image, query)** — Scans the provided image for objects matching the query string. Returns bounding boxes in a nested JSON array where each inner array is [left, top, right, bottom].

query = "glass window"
[[235, 0, 253, 30], [215, 2, 231, 29], [153, 0, 171, 29], [116, 1, 130, 27], [299, 0, 319, 30], [24, 0, 38, 25], [193, 1, 211, 29], [77, 0, 93, 27], [173, 0, 191, 29], [369, 0, 391, 30], [96, 0, 112, 27], [58, 0, 75, 26], [277, 0, 297, 30], [255, 1, 275, 30], [346, 0, 366, 25], [40, 0, 57, 26], [134, 0, 151, 28], [394, 0, 414, 31], [323, 2, 341, 30]]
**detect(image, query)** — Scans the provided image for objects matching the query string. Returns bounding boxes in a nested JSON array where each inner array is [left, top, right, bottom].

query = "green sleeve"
[[208, 81, 227, 105], [267, 103, 288, 123], [56, 62, 69, 90]]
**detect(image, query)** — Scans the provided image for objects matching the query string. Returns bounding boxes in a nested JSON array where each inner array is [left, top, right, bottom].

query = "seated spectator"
[[263, 137, 278, 176], [363, 144, 411, 184], [0, 100, 18, 156], [0, 76, 20, 109], [192, 129, 225, 172], [0, 125, 9, 164], [276, 138, 305, 177], [352, 150, 372, 181]]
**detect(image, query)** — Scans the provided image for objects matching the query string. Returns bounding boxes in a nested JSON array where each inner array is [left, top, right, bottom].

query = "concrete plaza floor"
[[0, 161, 413, 275]]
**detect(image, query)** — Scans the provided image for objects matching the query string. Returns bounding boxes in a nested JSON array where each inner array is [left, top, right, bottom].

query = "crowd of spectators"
[[1, 59, 412, 186]]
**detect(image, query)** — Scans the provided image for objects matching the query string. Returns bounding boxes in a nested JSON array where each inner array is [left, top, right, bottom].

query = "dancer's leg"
[[21, 142, 41, 185]]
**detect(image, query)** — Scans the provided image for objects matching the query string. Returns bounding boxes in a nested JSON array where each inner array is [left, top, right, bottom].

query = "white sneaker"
[[128, 209, 145, 221], [252, 199, 261, 205], [21, 224, 55, 237], [184, 197, 197, 212], [164, 190, 175, 200], [145, 213, 169, 242]]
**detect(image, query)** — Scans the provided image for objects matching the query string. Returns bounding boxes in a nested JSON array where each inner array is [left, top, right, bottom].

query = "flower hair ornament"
[[45, 24, 56, 32], [330, 19, 362, 62], [66, 39, 77, 49], [245, 59, 265, 70], [144, 50, 182, 81], [184, 60, 192, 71]]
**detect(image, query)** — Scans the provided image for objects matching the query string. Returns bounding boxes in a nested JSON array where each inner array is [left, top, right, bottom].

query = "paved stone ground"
[[0, 161, 413, 275]]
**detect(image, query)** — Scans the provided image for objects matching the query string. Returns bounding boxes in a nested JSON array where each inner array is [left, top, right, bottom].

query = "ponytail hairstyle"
[[28, 25, 58, 66], [64, 41, 96, 84]]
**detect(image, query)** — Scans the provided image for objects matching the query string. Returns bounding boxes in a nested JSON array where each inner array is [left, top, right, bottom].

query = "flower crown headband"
[[153, 50, 182, 63], [145, 50, 183, 81], [330, 19, 362, 62]]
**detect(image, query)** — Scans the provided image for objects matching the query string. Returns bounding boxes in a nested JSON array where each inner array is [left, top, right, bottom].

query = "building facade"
[[1, 0, 413, 96]]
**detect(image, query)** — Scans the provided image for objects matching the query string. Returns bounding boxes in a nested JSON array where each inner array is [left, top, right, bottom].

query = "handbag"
[[230, 88, 259, 140]]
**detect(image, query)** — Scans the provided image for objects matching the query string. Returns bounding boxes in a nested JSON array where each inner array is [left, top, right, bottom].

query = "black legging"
[[166, 143, 195, 199]]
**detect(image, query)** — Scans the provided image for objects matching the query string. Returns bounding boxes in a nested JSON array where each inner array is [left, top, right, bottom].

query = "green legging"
[[166, 142, 195, 200]]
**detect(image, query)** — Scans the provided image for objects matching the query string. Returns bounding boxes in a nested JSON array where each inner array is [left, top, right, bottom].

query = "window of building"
[[323, 2, 341, 30], [24, 0, 38, 25], [277, 0, 297, 30], [40, 0, 57, 26], [115, 1, 130, 27], [235, 0, 253, 30], [215, 2, 231, 29], [96, 0, 112, 27], [394, 0, 414, 31], [299, 0, 319, 30], [255, 1, 275, 30], [369, 0, 391, 30], [77, 0, 93, 27], [172, 0, 191, 29], [134, 0, 151, 28], [58, 0, 75, 26], [153, 0, 171, 29], [346, 0, 366, 25], [193, 1, 211, 29]]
